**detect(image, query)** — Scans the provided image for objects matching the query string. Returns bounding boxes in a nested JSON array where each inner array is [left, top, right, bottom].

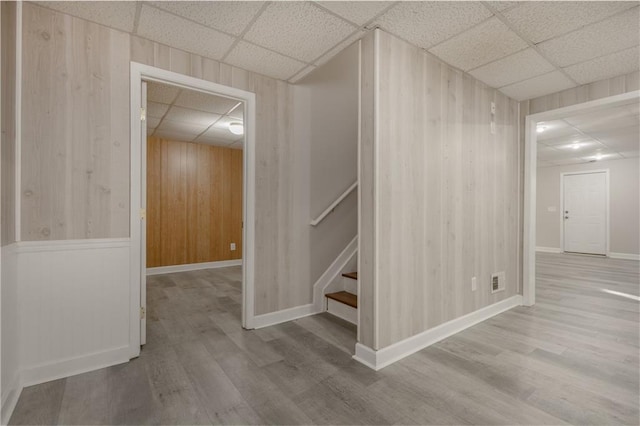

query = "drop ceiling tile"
[[147, 83, 180, 104], [228, 103, 245, 120], [314, 30, 367, 66], [502, 1, 635, 44], [196, 138, 234, 148], [429, 17, 528, 71], [580, 150, 623, 162], [485, 2, 521, 12], [146, 117, 161, 129], [174, 91, 240, 115], [499, 71, 576, 101], [137, 5, 235, 60], [210, 116, 244, 132], [590, 125, 640, 150], [374, 2, 492, 50], [564, 47, 640, 85], [537, 7, 640, 67], [243, 2, 356, 62], [153, 130, 196, 142], [149, 1, 265, 36], [469, 48, 555, 89], [315, 1, 393, 26], [619, 150, 640, 158], [164, 106, 221, 127], [157, 119, 209, 138], [197, 126, 239, 144], [536, 120, 573, 141], [225, 41, 307, 81], [33, 1, 136, 32], [147, 102, 170, 119]]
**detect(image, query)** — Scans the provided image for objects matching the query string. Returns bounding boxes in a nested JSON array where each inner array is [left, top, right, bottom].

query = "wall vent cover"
[[491, 271, 505, 294]]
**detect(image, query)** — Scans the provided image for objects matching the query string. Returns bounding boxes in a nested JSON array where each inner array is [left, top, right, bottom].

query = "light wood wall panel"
[[362, 30, 520, 349], [146, 136, 243, 267], [1, 1, 17, 246], [21, 3, 312, 315], [21, 4, 130, 240]]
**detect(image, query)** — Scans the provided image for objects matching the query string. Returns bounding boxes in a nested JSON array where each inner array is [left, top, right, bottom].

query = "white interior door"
[[563, 171, 607, 255], [140, 81, 147, 345]]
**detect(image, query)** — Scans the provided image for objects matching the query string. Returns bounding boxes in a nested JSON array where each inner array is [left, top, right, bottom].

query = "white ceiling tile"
[[147, 102, 170, 119], [563, 47, 640, 85], [485, 2, 522, 12], [137, 5, 235, 60], [619, 150, 640, 158], [225, 41, 307, 81], [499, 71, 576, 101], [580, 150, 623, 162], [243, 2, 356, 62], [374, 2, 492, 50], [228, 103, 245, 120], [157, 119, 209, 138], [502, 1, 636, 44], [429, 17, 528, 71], [566, 103, 639, 133], [197, 126, 239, 144], [195, 137, 234, 148], [469, 48, 555, 88], [164, 106, 221, 127], [315, 1, 393, 26], [211, 115, 244, 132], [536, 7, 640, 67], [589, 125, 640, 151], [153, 129, 196, 142], [33, 1, 136, 32], [147, 82, 180, 104], [174, 90, 240, 115], [146, 117, 161, 130], [149, 1, 265, 36], [314, 30, 367, 66]]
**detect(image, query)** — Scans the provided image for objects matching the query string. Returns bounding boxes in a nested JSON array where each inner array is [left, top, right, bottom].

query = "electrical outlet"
[[230, 243, 236, 251], [471, 276, 477, 291]]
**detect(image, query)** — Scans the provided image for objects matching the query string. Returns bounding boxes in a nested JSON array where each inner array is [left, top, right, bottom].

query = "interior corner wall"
[[537, 158, 640, 255], [1, 0, 20, 421], [361, 29, 520, 350], [293, 42, 359, 286], [146, 136, 243, 268]]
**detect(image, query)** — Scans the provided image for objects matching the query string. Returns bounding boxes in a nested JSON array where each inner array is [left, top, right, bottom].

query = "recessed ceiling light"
[[536, 125, 547, 133], [595, 153, 603, 161], [572, 142, 580, 150], [228, 122, 244, 135]]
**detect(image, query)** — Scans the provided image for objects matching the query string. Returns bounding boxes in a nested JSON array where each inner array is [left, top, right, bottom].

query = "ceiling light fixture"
[[572, 142, 580, 150], [228, 122, 244, 135], [595, 153, 603, 161], [536, 125, 547, 133]]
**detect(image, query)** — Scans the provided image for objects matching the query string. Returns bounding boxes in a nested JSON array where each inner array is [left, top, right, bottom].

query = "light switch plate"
[[230, 243, 236, 251]]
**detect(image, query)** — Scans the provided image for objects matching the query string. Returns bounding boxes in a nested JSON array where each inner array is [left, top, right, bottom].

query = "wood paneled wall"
[[20, 3, 312, 315], [1, 1, 17, 246], [146, 137, 243, 267], [21, 4, 130, 240], [361, 30, 520, 349]]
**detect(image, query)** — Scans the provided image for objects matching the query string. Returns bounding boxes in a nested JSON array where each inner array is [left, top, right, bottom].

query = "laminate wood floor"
[[10, 254, 640, 425]]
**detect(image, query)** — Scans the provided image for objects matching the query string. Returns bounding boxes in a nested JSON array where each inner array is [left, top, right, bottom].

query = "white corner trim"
[[312, 235, 358, 312], [252, 303, 319, 329], [353, 295, 523, 370], [609, 252, 640, 261], [146, 259, 242, 276], [1, 373, 22, 426], [19, 346, 130, 389], [536, 246, 562, 253]]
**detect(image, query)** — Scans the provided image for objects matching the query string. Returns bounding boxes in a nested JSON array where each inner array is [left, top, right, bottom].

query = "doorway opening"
[[523, 90, 639, 306], [129, 63, 257, 358]]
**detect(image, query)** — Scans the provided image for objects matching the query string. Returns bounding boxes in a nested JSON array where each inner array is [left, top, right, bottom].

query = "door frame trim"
[[560, 169, 610, 255], [129, 62, 257, 358], [523, 90, 639, 307]]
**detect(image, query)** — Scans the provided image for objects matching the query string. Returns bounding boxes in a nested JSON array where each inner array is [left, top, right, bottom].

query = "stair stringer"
[[312, 236, 358, 313]]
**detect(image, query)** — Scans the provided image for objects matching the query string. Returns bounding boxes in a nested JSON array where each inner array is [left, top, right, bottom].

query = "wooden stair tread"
[[342, 272, 357, 280], [326, 291, 357, 308]]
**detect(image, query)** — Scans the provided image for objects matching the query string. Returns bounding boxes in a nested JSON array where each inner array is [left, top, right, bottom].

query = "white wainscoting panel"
[[17, 239, 132, 386]]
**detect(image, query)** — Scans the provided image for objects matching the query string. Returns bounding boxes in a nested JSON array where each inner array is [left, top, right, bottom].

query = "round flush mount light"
[[228, 122, 244, 135], [536, 125, 547, 133]]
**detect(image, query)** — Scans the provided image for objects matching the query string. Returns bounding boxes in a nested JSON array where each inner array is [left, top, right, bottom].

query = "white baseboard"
[[20, 345, 130, 389], [536, 246, 562, 253], [353, 295, 523, 370], [147, 259, 242, 275], [252, 303, 320, 329], [1, 373, 22, 426], [312, 236, 358, 312], [609, 252, 640, 261]]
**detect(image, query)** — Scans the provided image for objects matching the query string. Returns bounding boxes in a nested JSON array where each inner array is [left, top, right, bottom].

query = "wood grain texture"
[[1, 0, 17, 246], [364, 30, 520, 349], [11, 254, 639, 425], [146, 136, 243, 267], [21, 4, 130, 240]]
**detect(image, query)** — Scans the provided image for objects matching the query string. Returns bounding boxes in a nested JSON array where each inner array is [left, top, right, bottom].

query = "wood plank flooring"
[[10, 254, 640, 425]]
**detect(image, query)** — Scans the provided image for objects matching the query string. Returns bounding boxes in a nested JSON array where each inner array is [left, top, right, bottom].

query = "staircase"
[[325, 272, 357, 324]]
